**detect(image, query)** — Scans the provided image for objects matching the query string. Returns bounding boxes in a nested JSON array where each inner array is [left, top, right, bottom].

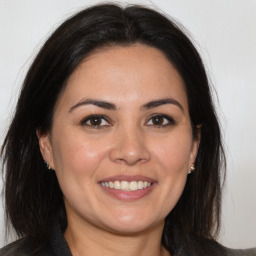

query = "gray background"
[[0, 0, 255, 248]]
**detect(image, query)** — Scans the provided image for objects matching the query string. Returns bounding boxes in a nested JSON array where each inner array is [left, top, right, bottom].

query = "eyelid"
[[80, 114, 111, 128], [79, 113, 176, 129], [146, 113, 176, 127]]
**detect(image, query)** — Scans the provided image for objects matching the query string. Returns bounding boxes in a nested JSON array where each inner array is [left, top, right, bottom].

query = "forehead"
[[56, 44, 188, 111]]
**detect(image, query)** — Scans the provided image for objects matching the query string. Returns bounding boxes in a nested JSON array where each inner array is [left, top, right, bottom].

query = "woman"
[[0, 3, 255, 256]]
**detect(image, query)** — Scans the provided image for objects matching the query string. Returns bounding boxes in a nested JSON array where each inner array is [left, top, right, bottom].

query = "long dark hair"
[[1, 3, 226, 255]]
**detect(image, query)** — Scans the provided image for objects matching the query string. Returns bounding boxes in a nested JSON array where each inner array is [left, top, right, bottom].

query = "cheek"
[[51, 131, 109, 178], [153, 133, 193, 173], [50, 133, 110, 211], [154, 139, 190, 216]]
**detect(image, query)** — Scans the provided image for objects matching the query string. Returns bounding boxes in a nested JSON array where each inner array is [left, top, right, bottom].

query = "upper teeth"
[[100, 181, 152, 191]]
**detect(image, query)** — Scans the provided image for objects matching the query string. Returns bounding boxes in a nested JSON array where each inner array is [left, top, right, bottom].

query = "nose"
[[109, 128, 151, 166]]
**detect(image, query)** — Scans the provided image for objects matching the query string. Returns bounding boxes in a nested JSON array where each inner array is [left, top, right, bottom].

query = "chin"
[[101, 213, 163, 235]]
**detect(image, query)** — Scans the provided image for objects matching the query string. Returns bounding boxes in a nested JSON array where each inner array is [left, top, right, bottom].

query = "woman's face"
[[39, 44, 200, 234]]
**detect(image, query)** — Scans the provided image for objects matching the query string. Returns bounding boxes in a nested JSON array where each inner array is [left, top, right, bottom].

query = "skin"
[[38, 44, 200, 256]]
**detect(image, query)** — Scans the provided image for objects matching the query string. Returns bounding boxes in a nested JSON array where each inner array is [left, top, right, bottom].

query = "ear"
[[189, 124, 201, 165], [36, 129, 55, 170]]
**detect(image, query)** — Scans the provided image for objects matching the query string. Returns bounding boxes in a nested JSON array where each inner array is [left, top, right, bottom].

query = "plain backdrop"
[[0, 0, 255, 249]]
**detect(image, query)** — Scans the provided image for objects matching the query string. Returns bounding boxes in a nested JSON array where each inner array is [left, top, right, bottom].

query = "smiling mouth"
[[100, 181, 152, 191]]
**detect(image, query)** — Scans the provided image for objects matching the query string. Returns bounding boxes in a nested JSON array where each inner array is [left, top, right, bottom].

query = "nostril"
[[109, 144, 151, 165], [108, 130, 151, 165]]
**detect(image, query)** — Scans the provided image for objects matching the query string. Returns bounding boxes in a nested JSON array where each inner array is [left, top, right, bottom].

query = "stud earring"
[[188, 165, 195, 174], [45, 161, 51, 170]]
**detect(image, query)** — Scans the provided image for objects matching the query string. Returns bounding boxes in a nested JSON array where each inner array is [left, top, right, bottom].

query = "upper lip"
[[99, 175, 156, 183]]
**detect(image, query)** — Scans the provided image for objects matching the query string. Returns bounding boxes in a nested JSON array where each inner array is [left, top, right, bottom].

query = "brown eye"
[[152, 116, 164, 125], [146, 114, 176, 127], [89, 117, 103, 126], [81, 115, 109, 128]]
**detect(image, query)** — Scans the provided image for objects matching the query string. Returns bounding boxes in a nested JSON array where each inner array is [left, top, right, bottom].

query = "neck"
[[64, 216, 170, 256]]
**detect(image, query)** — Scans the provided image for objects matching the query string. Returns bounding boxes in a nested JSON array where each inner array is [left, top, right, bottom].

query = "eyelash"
[[80, 114, 176, 129], [80, 114, 110, 128], [146, 114, 176, 128]]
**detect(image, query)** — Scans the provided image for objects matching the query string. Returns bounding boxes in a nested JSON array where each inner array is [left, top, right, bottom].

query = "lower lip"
[[99, 183, 155, 201]]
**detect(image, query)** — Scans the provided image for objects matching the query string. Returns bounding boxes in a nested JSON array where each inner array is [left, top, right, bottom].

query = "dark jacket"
[[0, 224, 255, 256]]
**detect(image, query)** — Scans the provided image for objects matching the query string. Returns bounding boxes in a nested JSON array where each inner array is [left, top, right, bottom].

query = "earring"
[[188, 165, 195, 174], [45, 161, 51, 170]]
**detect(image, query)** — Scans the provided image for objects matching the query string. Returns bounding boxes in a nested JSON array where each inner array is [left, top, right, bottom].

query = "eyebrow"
[[69, 99, 117, 112], [141, 98, 184, 112], [69, 97, 184, 112]]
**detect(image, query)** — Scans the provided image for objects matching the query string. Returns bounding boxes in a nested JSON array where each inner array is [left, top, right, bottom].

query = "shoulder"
[[0, 238, 52, 256], [0, 222, 71, 256], [0, 238, 30, 256], [225, 247, 256, 256]]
